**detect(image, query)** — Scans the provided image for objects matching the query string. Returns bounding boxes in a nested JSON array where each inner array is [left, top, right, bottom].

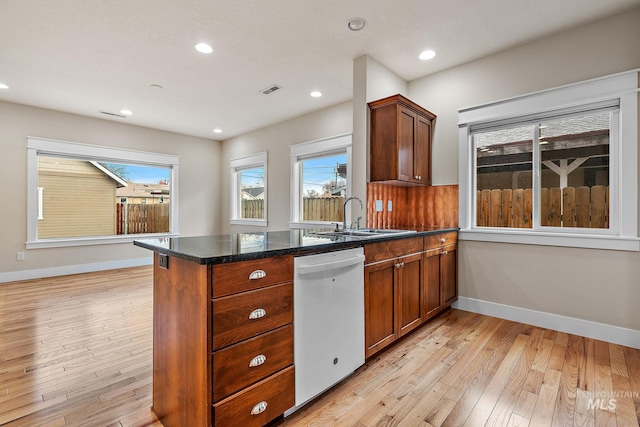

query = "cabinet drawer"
[[213, 255, 293, 298], [214, 366, 294, 427], [213, 283, 293, 349], [213, 325, 293, 402], [424, 232, 457, 250], [364, 236, 423, 264]]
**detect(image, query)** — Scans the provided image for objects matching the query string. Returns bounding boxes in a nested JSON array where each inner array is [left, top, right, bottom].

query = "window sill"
[[459, 229, 640, 251], [26, 233, 179, 249], [230, 219, 268, 227], [289, 221, 340, 229]]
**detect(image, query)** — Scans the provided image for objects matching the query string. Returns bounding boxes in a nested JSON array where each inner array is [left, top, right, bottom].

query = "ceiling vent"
[[99, 111, 127, 118], [260, 84, 283, 95]]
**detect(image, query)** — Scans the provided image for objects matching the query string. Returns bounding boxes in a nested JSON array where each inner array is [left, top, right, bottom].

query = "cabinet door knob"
[[250, 401, 268, 415], [440, 237, 446, 243], [249, 354, 267, 367], [442, 250, 448, 255], [248, 308, 266, 319], [249, 270, 266, 280]]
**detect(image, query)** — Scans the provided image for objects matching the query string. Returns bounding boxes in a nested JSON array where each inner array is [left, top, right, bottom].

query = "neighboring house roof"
[[90, 162, 128, 188], [242, 187, 264, 199], [116, 181, 170, 197]]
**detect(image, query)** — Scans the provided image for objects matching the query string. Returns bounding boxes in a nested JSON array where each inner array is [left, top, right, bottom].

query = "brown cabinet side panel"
[[153, 254, 211, 427]]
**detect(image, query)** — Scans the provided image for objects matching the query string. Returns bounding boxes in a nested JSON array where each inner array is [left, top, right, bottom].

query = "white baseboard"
[[453, 297, 640, 350], [0, 257, 153, 283]]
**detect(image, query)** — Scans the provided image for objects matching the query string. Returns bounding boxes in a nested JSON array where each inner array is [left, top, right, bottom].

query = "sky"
[[103, 162, 170, 184]]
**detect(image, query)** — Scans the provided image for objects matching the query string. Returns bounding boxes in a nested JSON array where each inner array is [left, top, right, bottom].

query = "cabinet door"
[[397, 106, 417, 183], [364, 259, 397, 358], [423, 250, 442, 320], [398, 253, 423, 337], [415, 115, 432, 185], [441, 246, 458, 307]]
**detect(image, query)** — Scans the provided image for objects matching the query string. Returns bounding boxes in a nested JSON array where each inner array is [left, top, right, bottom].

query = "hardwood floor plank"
[[4, 267, 640, 427], [529, 368, 562, 426]]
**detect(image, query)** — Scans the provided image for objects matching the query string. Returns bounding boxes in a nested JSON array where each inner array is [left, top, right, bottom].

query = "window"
[[459, 70, 638, 250], [290, 134, 352, 228], [27, 137, 179, 248], [230, 152, 267, 226]]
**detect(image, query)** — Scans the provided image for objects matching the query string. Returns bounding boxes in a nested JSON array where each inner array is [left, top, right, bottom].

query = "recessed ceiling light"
[[120, 109, 133, 116], [195, 43, 213, 54], [347, 17, 366, 31], [0, 83, 8, 89], [150, 84, 164, 89], [310, 91, 322, 98], [213, 128, 222, 134], [419, 50, 436, 61]]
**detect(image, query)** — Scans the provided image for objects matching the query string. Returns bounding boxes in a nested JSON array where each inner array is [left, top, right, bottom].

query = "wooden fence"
[[241, 199, 265, 219], [116, 203, 169, 234], [477, 186, 609, 228], [303, 196, 345, 222], [240, 197, 345, 222]]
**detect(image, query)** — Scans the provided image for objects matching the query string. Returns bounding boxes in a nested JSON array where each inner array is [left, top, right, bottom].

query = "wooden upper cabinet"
[[369, 94, 436, 186]]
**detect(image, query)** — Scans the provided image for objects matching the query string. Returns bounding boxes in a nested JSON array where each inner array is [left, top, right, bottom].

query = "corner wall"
[[408, 7, 640, 333]]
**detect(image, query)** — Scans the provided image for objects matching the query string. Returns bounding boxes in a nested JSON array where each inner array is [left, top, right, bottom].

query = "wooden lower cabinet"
[[364, 241, 423, 358], [441, 245, 458, 307], [152, 253, 294, 427], [364, 233, 458, 358]]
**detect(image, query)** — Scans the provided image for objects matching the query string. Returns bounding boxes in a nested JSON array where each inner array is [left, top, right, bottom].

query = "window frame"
[[230, 151, 268, 226], [26, 137, 179, 249], [458, 69, 639, 251], [289, 133, 352, 229]]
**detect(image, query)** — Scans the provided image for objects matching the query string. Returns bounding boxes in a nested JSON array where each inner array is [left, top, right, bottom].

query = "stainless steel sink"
[[312, 228, 417, 238]]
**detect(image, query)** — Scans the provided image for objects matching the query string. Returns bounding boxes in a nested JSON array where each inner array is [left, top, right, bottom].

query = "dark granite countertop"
[[133, 227, 458, 265]]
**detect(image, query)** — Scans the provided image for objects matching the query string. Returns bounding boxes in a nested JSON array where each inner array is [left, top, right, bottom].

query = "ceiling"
[[1, 0, 638, 140]]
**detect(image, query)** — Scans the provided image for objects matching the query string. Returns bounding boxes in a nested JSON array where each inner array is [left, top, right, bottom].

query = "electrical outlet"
[[375, 200, 383, 212], [387, 200, 393, 211], [158, 254, 169, 269], [16, 252, 25, 261]]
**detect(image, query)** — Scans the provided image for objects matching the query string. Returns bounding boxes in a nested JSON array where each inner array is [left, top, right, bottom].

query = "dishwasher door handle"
[[296, 254, 365, 275]]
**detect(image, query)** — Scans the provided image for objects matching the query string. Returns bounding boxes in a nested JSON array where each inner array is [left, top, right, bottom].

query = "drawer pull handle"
[[249, 354, 267, 367], [440, 238, 446, 243], [249, 270, 266, 280], [251, 401, 268, 415], [249, 308, 266, 319]]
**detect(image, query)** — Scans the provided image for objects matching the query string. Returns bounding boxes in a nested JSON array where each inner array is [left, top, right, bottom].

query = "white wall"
[[220, 101, 353, 234], [408, 8, 640, 332], [0, 101, 221, 281]]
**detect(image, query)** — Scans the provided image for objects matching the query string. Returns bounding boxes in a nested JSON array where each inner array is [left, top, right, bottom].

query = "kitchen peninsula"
[[134, 227, 458, 427]]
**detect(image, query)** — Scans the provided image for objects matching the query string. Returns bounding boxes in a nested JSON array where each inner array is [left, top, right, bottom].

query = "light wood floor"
[[1, 267, 639, 427]]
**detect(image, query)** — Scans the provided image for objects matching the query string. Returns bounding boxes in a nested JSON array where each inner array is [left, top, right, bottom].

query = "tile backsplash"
[[367, 183, 458, 229]]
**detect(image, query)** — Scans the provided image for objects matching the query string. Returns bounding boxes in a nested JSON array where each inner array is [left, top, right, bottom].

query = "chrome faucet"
[[343, 196, 363, 230]]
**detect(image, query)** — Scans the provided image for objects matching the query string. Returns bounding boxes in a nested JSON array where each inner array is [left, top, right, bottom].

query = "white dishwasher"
[[293, 247, 365, 407]]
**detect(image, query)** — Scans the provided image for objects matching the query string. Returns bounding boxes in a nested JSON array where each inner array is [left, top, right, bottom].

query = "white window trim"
[[458, 69, 640, 251], [26, 136, 179, 249], [230, 151, 268, 226], [289, 133, 352, 229]]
